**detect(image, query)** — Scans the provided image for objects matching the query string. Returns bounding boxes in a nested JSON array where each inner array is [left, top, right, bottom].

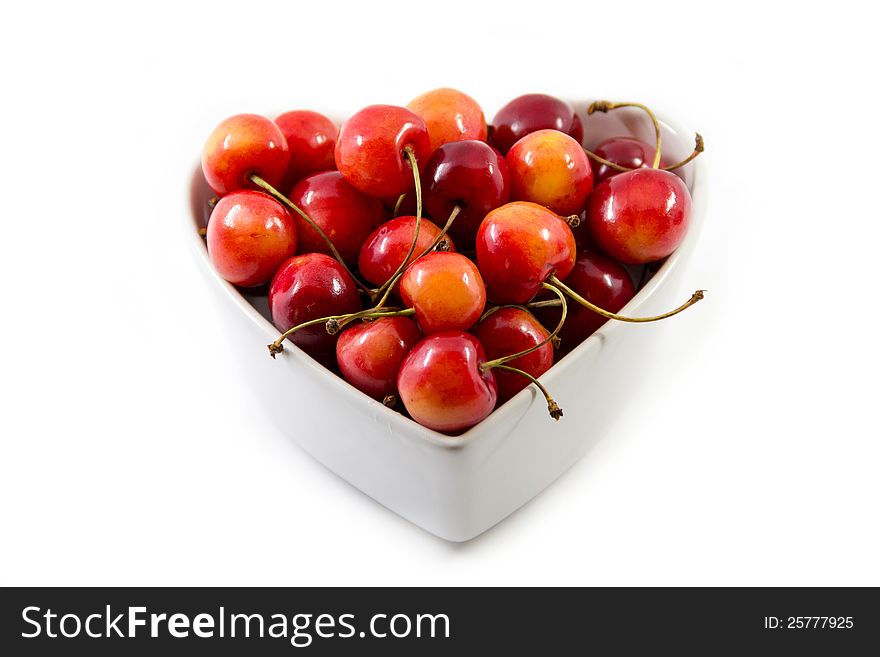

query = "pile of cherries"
[[200, 89, 705, 434]]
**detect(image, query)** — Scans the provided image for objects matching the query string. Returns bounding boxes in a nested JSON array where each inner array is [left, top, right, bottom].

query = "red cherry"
[[534, 249, 635, 351], [274, 110, 338, 190], [587, 168, 691, 264], [490, 94, 583, 155], [506, 129, 593, 216], [206, 191, 297, 287], [358, 216, 456, 288], [399, 252, 486, 334], [476, 201, 576, 304], [470, 308, 553, 403], [407, 87, 488, 152], [590, 136, 668, 184], [201, 114, 289, 196], [397, 331, 497, 433], [269, 253, 361, 363], [288, 171, 386, 266], [335, 105, 431, 198], [336, 316, 423, 401], [423, 140, 511, 250]]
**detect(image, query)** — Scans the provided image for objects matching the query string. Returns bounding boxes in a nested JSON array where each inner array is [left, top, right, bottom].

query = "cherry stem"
[[662, 133, 704, 171], [582, 148, 632, 172], [588, 100, 663, 168], [197, 227, 207, 236], [267, 308, 414, 358], [248, 173, 373, 295], [548, 275, 705, 323], [371, 146, 422, 306], [488, 364, 563, 420], [480, 284, 567, 370], [383, 395, 397, 408], [478, 296, 562, 322], [392, 193, 407, 217]]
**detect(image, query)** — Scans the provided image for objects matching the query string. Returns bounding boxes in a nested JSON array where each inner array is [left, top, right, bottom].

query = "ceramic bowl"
[[186, 102, 706, 541]]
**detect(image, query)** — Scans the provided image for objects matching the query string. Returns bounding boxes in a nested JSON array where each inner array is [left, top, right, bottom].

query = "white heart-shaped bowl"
[[186, 101, 706, 541]]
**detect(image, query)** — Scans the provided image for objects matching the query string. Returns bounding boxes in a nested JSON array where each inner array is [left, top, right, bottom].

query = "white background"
[[1, 1, 878, 586]]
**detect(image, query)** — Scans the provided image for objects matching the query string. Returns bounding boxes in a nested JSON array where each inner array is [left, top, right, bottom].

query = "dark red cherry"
[[590, 136, 666, 184], [269, 253, 361, 364], [422, 140, 511, 250], [397, 331, 497, 433], [534, 249, 635, 351], [587, 169, 691, 264], [476, 202, 576, 304], [336, 316, 423, 401], [490, 94, 583, 155], [470, 308, 553, 403], [288, 171, 386, 266]]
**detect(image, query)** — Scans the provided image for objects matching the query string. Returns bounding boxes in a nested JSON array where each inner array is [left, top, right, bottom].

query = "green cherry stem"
[[662, 133, 705, 171], [487, 364, 563, 420], [248, 173, 373, 295], [548, 275, 705, 322], [588, 100, 663, 168], [371, 146, 423, 306]]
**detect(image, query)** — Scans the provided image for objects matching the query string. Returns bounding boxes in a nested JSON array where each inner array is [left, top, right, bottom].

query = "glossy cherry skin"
[[336, 316, 423, 400], [206, 191, 297, 287], [587, 169, 691, 264], [400, 252, 486, 334], [423, 140, 511, 250], [288, 171, 387, 266], [476, 202, 577, 304], [335, 105, 431, 198], [357, 216, 456, 288], [274, 110, 338, 190], [397, 331, 497, 433], [269, 253, 361, 364], [407, 87, 488, 153], [590, 136, 666, 184], [490, 94, 583, 155], [535, 249, 635, 351], [507, 129, 593, 216], [470, 307, 553, 403], [202, 114, 289, 196]]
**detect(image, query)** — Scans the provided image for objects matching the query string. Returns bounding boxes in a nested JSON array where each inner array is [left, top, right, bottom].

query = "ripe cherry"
[[423, 140, 511, 250], [335, 105, 431, 198], [506, 129, 593, 216], [476, 201, 576, 304], [336, 316, 423, 401], [471, 308, 553, 403], [358, 215, 456, 288], [274, 110, 338, 190], [288, 171, 386, 266], [201, 114, 289, 196], [407, 87, 487, 153], [590, 136, 662, 184], [587, 168, 691, 264], [490, 94, 583, 155], [397, 331, 497, 433], [534, 249, 635, 351], [206, 191, 297, 287], [269, 253, 361, 364], [399, 252, 486, 334]]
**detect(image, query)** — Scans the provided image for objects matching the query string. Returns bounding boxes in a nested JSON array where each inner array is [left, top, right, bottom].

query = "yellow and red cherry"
[[358, 216, 456, 288], [535, 249, 635, 351], [206, 190, 297, 287], [397, 331, 497, 433], [201, 114, 289, 196], [407, 87, 488, 153], [399, 252, 487, 334], [587, 168, 691, 264], [269, 253, 361, 364], [335, 105, 431, 198], [288, 171, 386, 266], [590, 136, 666, 184], [476, 201, 576, 304], [470, 308, 553, 403], [506, 129, 593, 216], [274, 110, 338, 190], [336, 316, 423, 401], [490, 94, 583, 155], [423, 140, 511, 250]]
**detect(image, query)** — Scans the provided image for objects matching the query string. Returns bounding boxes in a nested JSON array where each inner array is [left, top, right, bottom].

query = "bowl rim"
[[186, 105, 706, 449]]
